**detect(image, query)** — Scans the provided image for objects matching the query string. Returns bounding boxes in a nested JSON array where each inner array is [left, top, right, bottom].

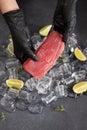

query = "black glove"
[[3, 9, 38, 63], [52, 0, 78, 43]]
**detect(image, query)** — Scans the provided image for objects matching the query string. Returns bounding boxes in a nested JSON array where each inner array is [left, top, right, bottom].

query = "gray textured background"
[[0, 0, 87, 130]]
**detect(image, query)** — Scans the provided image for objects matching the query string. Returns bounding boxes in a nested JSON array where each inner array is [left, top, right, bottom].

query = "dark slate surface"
[[0, 0, 87, 130]]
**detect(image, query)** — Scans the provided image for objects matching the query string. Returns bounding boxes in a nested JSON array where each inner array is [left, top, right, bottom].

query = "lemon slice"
[[74, 47, 87, 61], [6, 42, 15, 56], [39, 25, 52, 36], [73, 81, 87, 94], [6, 79, 24, 89]]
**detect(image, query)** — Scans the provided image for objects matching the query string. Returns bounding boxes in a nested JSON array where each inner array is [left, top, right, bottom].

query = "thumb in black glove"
[[3, 9, 38, 64]]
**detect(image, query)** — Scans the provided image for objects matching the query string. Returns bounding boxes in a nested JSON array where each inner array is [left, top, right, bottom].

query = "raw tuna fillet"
[[23, 31, 65, 79]]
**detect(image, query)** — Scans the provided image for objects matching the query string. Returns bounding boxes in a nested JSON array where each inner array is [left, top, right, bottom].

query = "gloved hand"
[[3, 9, 38, 63], [52, 0, 78, 43]]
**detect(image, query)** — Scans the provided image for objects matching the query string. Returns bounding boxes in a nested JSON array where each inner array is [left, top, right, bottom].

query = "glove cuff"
[[3, 9, 26, 31]]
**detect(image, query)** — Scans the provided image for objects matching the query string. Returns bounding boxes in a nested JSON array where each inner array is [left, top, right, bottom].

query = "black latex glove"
[[52, 0, 78, 43], [3, 9, 38, 64]]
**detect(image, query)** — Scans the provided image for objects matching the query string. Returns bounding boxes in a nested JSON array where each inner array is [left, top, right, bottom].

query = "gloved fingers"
[[18, 56, 25, 64], [14, 46, 38, 63], [30, 42, 36, 52], [31, 45, 36, 52], [14, 49, 25, 64], [25, 49, 38, 61], [62, 33, 67, 43]]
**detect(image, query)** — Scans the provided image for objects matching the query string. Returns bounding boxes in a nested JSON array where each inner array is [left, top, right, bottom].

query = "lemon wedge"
[[6, 79, 24, 89], [6, 42, 15, 56], [73, 81, 87, 94], [74, 47, 87, 61], [39, 25, 52, 36]]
